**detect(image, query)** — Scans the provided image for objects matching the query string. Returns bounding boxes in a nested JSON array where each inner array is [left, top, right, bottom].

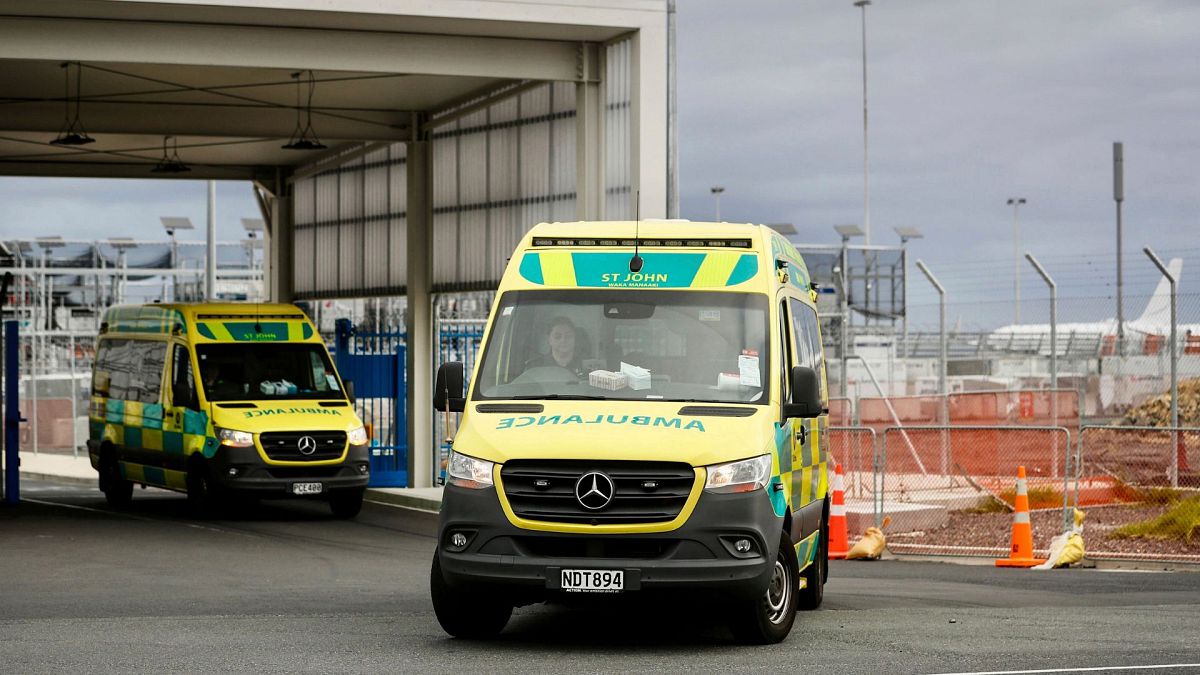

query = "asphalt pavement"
[[2, 478, 1199, 674]]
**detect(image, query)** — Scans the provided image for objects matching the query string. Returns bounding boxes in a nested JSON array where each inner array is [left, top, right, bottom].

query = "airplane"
[[987, 258, 1200, 356]]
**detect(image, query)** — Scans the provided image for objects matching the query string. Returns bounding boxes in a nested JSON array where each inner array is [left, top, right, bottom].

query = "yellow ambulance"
[[87, 303, 371, 518], [430, 221, 830, 643]]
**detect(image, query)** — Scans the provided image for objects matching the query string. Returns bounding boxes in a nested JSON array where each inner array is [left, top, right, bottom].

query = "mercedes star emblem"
[[575, 471, 615, 510], [298, 435, 318, 455]]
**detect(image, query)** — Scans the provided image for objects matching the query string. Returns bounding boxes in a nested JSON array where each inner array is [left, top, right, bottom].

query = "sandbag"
[[1034, 508, 1086, 569], [846, 516, 891, 560]]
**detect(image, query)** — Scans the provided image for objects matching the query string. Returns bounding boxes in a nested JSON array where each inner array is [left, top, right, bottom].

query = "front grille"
[[514, 536, 679, 559], [263, 466, 349, 479], [259, 430, 346, 461], [500, 460, 695, 524]]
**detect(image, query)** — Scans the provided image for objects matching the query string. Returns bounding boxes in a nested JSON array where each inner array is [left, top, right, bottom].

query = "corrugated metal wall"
[[291, 39, 633, 298], [431, 81, 578, 290], [293, 144, 408, 298], [606, 37, 634, 220]]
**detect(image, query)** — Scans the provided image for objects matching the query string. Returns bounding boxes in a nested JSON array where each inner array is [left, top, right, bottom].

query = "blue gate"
[[333, 319, 408, 488]]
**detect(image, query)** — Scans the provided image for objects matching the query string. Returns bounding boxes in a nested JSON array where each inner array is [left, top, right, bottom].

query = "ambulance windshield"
[[473, 290, 770, 404], [196, 343, 344, 401]]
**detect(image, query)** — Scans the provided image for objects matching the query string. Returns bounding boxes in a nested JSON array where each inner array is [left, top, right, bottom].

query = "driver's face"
[[548, 324, 576, 366]]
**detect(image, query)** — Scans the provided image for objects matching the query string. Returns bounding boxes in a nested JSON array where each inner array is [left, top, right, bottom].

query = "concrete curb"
[[19, 471, 98, 488], [365, 489, 441, 513]]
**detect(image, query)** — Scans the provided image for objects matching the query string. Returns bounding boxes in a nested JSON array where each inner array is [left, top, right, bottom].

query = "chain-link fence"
[[1077, 425, 1200, 494], [873, 425, 1071, 557], [20, 332, 94, 455]]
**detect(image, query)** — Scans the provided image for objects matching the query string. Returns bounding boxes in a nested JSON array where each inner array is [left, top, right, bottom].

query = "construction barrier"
[[1075, 425, 1200, 500], [877, 425, 1072, 558], [858, 389, 1081, 436], [827, 426, 876, 500]]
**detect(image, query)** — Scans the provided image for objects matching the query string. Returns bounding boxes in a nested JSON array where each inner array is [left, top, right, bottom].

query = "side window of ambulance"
[[105, 339, 132, 400], [130, 341, 168, 404], [92, 340, 112, 396], [778, 300, 793, 403], [171, 345, 198, 410], [789, 298, 825, 402]]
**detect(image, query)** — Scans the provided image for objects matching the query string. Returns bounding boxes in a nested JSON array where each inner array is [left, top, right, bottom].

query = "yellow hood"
[[453, 401, 774, 467], [210, 401, 362, 434]]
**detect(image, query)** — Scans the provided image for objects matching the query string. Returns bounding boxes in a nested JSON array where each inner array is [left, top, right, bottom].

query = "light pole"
[[206, 181, 217, 302], [1113, 143, 1125, 356], [1024, 253, 1056, 391], [894, 227, 923, 362], [915, 259, 948, 475], [710, 186, 725, 221], [1144, 247, 1178, 488], [1026, 252, 1068, 527], [1007, 198, 1026, 324], [160, 217, 194, 303], [835, 224, 864, 398], [242, 218, 266, 301], [854, 0, 871, 244]]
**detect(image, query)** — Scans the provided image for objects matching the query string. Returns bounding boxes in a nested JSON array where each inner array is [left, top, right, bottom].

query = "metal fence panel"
[[1078, 425, 1200, 493], [878, 425, 1071, 557], [828, 426, 876, 505], [332, 319, 408, 487]]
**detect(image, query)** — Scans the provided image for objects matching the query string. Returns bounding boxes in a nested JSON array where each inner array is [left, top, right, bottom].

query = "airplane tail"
[[1134, 257, 1182, 326]]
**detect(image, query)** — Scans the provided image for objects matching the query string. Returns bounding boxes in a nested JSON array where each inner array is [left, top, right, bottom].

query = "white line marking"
[[23, 497, 261, 538], [364, 498, 438, 514], [929, 663, 1200, 675]]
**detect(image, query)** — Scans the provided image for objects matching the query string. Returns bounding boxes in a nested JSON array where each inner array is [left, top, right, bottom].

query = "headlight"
[[704, 454, 772, 494], [216, 427, 254, 448], [447, 451, 494, 489], [347, 425, 369, 446]]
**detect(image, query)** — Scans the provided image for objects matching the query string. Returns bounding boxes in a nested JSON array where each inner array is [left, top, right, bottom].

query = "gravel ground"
[[885, 503, 1200, 559]]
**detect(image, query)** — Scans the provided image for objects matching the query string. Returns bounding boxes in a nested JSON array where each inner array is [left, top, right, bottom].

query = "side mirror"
[[344, 380, 356, 406], [782, 365, 823, 419], [434, 362, 466, 413]]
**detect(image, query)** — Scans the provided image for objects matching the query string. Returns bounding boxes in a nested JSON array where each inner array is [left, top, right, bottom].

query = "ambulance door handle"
[[795, 426, 807, 445]]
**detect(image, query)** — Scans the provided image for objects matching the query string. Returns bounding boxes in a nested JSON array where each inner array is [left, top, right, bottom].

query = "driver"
[[525, 316, 585, 377]]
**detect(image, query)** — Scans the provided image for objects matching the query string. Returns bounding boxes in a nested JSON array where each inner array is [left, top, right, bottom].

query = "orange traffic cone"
[[828, 463, 850, 560], [995, 465, 1047, 568]]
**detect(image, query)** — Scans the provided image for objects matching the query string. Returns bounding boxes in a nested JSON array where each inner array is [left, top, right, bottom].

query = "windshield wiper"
[[508, 394, 607, 400]]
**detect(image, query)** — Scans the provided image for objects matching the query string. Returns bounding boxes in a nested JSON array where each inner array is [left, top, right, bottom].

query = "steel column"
[[405, 132, 434, 488]]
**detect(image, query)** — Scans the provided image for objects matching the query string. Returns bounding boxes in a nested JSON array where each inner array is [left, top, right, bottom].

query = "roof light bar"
[[532, 238, 752, 249]]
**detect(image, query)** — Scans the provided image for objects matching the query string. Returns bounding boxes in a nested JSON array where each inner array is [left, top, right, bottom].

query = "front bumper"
[[437, 483, 781, 602], [208, 443, 370, 496]]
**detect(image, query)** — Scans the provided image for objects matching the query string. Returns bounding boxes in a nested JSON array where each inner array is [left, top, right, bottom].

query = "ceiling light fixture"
[[282, 70, 327, 150], [50, 62, 96, 146], [152, 135, 190, 173]]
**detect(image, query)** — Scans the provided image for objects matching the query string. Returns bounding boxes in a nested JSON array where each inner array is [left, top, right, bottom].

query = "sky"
[[1, 0, 1197, 329]]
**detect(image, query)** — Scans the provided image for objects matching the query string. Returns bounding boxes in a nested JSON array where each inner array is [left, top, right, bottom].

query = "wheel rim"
[[764, 556, 791, 625]]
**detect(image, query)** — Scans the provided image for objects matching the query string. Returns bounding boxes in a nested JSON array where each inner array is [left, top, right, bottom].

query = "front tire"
[[430, 553, 512, 639], [796, 500, 829, 611], [329, 488, 365, 519], [99, 452, 133, 507], [730, 530, 799, 644], [186, 458, 224, 516]]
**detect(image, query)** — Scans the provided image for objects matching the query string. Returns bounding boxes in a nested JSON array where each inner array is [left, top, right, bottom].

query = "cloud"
[[677, 0, 1200, 321]]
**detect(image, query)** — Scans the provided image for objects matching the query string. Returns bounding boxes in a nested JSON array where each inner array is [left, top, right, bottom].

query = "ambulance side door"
[[775, 294, 802, 532], [165, 342, 208, 466], [789, 297, 829, 513]]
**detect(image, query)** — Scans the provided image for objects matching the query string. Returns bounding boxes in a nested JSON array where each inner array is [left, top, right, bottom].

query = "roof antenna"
[[629, 191, 644, 273]]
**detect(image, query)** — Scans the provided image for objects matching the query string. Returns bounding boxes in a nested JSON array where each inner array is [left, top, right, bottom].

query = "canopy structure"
[[0, 0, 671, 486]]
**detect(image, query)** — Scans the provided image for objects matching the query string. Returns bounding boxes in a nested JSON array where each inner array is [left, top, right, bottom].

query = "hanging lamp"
[[50, 62, 96, 146], [282, 70, 327, 150], [152, 135, 190, 173]]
